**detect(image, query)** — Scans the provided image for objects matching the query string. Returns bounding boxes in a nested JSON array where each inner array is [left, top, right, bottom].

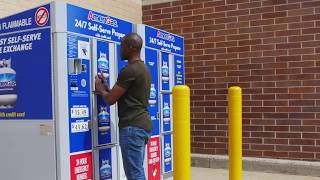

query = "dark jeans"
[[119, 126, 150, 180]]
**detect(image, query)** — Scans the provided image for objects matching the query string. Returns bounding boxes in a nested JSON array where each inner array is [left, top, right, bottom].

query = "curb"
[[191, 154, 320, 177]]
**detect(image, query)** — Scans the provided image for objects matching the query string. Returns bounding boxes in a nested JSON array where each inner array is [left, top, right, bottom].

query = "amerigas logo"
[[87, 11, 118, 28], [157, 31, 175, 42]]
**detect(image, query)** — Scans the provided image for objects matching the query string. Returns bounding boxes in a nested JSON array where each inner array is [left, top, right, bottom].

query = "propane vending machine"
[[0, 2, 184, 180]]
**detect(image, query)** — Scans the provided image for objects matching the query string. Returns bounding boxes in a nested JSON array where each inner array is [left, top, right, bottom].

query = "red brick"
[[183, 26, 203, 33], [289, 61, 314, 68], [193, 31, 214, 38], [289, 152, 314, 159], [264, 113, 288, 119], [239, 27, 262, 34], [276, 119, 301, 125], [301, 1, 320, 8], [252, 144, 275, 151], [262, 0, 286, 5], [251, 107, 275, 112], [215, 29, 237, 36], [215, 5, 236, 12], [262, 11, 286, 19], [250, 6, 274, 14], [303, 120, 320, 126], [291, 126, 316, 132], [215, 17, 237, 24], [227, 9, 249, 17], [228, 34, 250, 41], [152, 13, 171, 20], [290, 21, 315, 29], [252, 94, 276, 100], [251, 19, 274, 26], [303, 133, 320, 139], [183, 3, 203, 11], [227, 21, 249, 29], [162, 6, 182, 13], [276, 93, 301, 99], [288, 8, 314, 17], [162, 18, 182, 25], [290, 113, 315, 119], [142, 15, 151, 22], [263, 62, 287, 69], [243, 150, 263, 157], [172, 0, 192, 6], [302, 41, 320, 48], [183, 15, 203, 22], [276, 145, 300, 152], [275, 16, 300, 24], [238, 14, 261, 22], [302, 107, 320, 113], [290, 139, 315, 146], [251, 32, 274, 39], [276, 29, 300, 37], [251, 132, 275, 138], [239, 51, 263, 58], [263, 24, 287, 32], [263, 37, 287, 44], [204, 24, 226, 31], [302, 146, 320, 153], [263, 50, 287, 57], [216, 53, 237, 59], [239, 64, 262, 70], [216, 41, 237, 48], [263, 100, 288, 106], [172, 10, 192, 18], [289, 48, 314, 55], [290, 100, 315, 106], [276, 43, 301, 49], [289, 87, 315, 93], [203, 0, 225, 7], [204, 12, 226, 19], [303, 93, 320, 99], [142, 5, 151, 11], [151, 2, 171, 9], [205, 48, 226, 54], [143, 9, 161, 16], [289, 35, 314, 42], [252, 82, 276, 88], [238, 1, 260, 8], [275, 3, 300, 11], [302, 28, 320, 35], [277, 133, 301, 138], [264, 151, 289, 158], [264, 138, 288, 145], [276, 107, 300, 113], [227, 46, 250, 53], [252, 44, 275, 51]]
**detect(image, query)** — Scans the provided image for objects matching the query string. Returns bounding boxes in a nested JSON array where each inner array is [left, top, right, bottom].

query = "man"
[[95, 33, 152, 180]]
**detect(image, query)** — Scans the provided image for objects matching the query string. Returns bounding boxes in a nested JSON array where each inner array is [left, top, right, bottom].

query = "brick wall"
[[0, 0, 142, 23], [143, 0, 320, 161]]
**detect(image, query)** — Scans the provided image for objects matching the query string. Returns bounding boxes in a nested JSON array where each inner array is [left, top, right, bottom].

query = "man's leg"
[[119, 126, 149, 180]]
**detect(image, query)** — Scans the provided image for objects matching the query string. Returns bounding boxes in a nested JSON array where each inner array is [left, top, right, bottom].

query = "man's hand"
[[95, 74, 110, 94]]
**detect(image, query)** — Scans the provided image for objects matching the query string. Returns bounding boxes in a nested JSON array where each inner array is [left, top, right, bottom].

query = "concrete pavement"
[[191, 167, 320, 180]]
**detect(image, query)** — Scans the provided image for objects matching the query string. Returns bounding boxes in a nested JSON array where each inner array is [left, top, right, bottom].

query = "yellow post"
[[228, 86, 242, 180], [173, 85, 190, 180]]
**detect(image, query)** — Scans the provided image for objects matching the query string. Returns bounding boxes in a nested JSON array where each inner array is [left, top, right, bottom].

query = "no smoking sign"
[[35, 7, 49, 26]]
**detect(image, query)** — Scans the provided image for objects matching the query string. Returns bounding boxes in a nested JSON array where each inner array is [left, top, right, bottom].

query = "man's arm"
[[95, 75, 126, 105], [100, 84, 126, 105]]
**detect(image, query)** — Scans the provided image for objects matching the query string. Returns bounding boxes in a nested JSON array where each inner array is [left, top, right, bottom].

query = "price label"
[[71, 121, 89, 133], [71, 107, 89, 118]]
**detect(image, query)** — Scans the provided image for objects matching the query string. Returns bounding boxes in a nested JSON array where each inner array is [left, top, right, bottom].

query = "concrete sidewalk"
[[191, 167, 320, 180]]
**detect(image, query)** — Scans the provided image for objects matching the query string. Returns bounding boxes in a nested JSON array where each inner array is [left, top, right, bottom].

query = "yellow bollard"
[[228, 86, 242, 180], [173, 85, 190, 180]]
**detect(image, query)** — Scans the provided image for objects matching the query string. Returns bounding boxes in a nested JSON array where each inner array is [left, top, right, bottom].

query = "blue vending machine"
[[137, 24, 185, 180]]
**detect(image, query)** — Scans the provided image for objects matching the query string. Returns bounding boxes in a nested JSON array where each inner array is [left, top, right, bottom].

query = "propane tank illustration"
[[97, 52, 109, 79], [100, 159, 112, 179], [163, 102, 170, 122], [0, 58, 17, 108], [161, 61, 169, 81], [98, 106, 110, 132], [148, 83, 157, 105]]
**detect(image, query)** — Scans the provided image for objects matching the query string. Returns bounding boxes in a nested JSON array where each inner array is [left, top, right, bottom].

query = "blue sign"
[[174, 55, 184, 85], [161, 52, 170, 91], [99, 148, 112, 180], [144, 25, 184, 55], [0, 28, 52, 120], [96, 41, 112, 145], [162, 94, 171, 132], [117, 44, 127, 73], [67, 34, 92, 153], [163, 134, 173, 173], [145, 48, 159, 136], [0, 4, 50, 34], [67, 4, 132, 43]]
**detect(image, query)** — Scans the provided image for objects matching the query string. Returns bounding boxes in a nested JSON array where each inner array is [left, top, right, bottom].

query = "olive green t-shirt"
[[116, 60, 152, 132]]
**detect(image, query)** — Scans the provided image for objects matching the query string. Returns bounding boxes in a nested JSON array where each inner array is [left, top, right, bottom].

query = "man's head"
[[120, 33, 143, 61]]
